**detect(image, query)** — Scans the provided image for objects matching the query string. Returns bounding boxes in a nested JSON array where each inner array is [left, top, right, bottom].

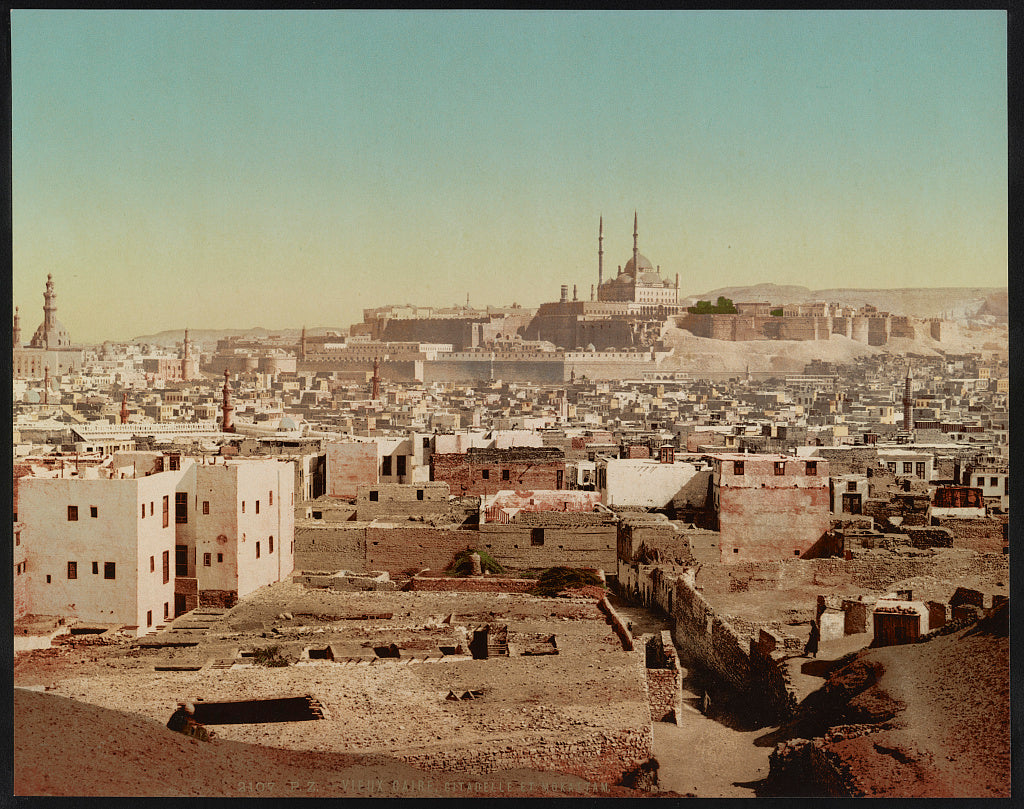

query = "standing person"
[[804, 619, 820, 658]]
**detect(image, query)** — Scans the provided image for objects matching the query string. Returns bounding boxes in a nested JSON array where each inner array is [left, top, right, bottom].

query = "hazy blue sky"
[[12, 10, 1007, 343]]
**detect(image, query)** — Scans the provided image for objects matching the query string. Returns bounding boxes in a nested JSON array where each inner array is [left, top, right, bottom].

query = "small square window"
[[202, 501, 210, 515], [805, 461, 817, 476], [502, 469, 510, 481], [417, 489, 424, 500], [794, 550, 801, 556], [46, 575, 51, 584], [67, 505, 78, 521], [733, 548, 739, 553], [531, 527, 544, 546], [67, 561, 77, 579], [92, 561, 99, 575], [203, 553, 212, 566], [90, 506, 98, 518], [482, 469, 490, 480], [847, 481, 857, 492], [104, 562, 116, 580], [733, 461, 744, 475], [774, 462, 785, 476], [369, 491, 378, 502], [217, 553, 223, 563]]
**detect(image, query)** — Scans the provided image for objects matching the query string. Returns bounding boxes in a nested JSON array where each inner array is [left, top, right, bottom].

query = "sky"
[[12, 10, 1007, 344]]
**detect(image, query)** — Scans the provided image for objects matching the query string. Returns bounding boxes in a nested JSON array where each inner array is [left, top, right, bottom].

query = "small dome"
[[279, 416, 299, 431]]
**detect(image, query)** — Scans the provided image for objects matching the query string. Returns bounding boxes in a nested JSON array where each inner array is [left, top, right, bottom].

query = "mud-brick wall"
[[294, 523, 367, 571], [406, 576, 536, 594], [767, 738, 858, 797], [670, 576, 751, 693], [199, 589, 237, 608], [394, 726, 653, 786], [645, 631, 683, 723], [933, 517, 1007, 553], [479, 521, 617, 571], [365, 525, 474, 575]]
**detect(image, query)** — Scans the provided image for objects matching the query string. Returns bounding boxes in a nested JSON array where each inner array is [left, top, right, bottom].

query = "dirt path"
[[652, 718, 772, 797]]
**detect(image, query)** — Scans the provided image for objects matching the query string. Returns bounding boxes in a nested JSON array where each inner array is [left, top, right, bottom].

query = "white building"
[[16, 452, 296, 632], [597, 452, 711, 510]]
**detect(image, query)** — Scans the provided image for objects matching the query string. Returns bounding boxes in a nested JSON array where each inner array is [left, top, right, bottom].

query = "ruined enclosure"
[[188, 696, 325, 724]]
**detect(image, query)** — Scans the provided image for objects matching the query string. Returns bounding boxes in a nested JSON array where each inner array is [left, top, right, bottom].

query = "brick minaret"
[[12, 305, 20, 346], [120, 392, 129, 424], [371, 357, 380, 400]]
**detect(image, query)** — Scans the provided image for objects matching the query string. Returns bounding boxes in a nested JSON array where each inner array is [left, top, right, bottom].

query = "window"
[[175, 492, 188, 524], [269, 491, 273, 506], [202, 501, 210, 515], [104, 562, 116, 580], [976, 476, 985, 487], [903, 462, 913, 474], [141, 504, 146, 519], [92, 561, 99, 575], [217, 553, 223, 563], [67, 561, 77, 579], [423, 437, 430, 449], [256, 542, 261, 559], [46, 575, 51, 584], [847, 481, 857, 492], [397, 455, 407, 476], [175, 546, 187, 577], [733, 461, 744, 475], [774, 462, 785, 476], [369, 490, 378, 502], [150, 555, 155, 572], [482, 469, 490, 480], [203, 553, 211, 566], [242, 501, 246, 514], [90, 506, 98, 518], [888, 463, 897, 473], [150, 502, 154, 516], [531, 528, 544, 546], [916, 463, 926, 478], [382, 456, 392, 476], [169, 455, 179, 471], [417, 489, 424, 501], [162, 495, 169, 528], [67, 505, 78, 521], [147, 611, 152, 627], [991, 477, 999, 488], [806, 461, 817, 476], [269, 536, 274, 553], [794, 549, 801, 556], [255, 500, 260, 514], [502, 469, 510, 481], [164, 602, 169, 619]]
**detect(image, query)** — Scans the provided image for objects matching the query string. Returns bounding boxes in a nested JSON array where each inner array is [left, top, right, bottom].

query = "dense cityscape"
[[12, 259, 1010, 797]]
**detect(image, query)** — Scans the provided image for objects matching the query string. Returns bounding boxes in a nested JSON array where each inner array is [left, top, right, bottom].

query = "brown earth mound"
[[766, 605, 1009, 798]]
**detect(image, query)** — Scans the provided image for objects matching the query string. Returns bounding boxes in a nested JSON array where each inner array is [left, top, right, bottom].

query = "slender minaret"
[[12, 306, 20, 347], [42, 274, 57, 348], [300, 326, 307, 360], [903, 363, 913, 432], [43, 366, 50, 405], [221, 369, 235, 432], [598, 215, 604, 293], [632, 211, 639, 278], [181, 328, 191, 381], [371, 357, 380, 400], [120, 392, 129, 425]]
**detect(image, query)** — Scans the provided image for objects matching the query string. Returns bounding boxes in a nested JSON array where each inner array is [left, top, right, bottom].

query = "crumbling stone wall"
[[394, 726, 653, 787], [814, 447, 878, 475], [644, 631, 683, 723], [175, 576, 198, 614], [766, 738, 858, 796], [199, 589, 237, 608], [405, 576, 537, 594], [932, 517, 1007, 553]]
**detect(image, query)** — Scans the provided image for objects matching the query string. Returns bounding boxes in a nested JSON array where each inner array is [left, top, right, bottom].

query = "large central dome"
[[623, 254, 654, 276]]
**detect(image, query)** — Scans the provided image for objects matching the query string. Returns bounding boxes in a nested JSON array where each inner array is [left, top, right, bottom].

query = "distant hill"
[[684, 284, 1005, 321], [130, 326, 348, 348]]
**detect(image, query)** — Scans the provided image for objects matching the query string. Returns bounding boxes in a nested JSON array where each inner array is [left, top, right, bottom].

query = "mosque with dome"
[[13, 274, 85, 379], [521, 213, 685, 351]]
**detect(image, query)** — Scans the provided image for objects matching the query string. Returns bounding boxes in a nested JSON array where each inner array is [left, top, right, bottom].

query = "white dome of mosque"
[[279, 416, 299, 431]]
